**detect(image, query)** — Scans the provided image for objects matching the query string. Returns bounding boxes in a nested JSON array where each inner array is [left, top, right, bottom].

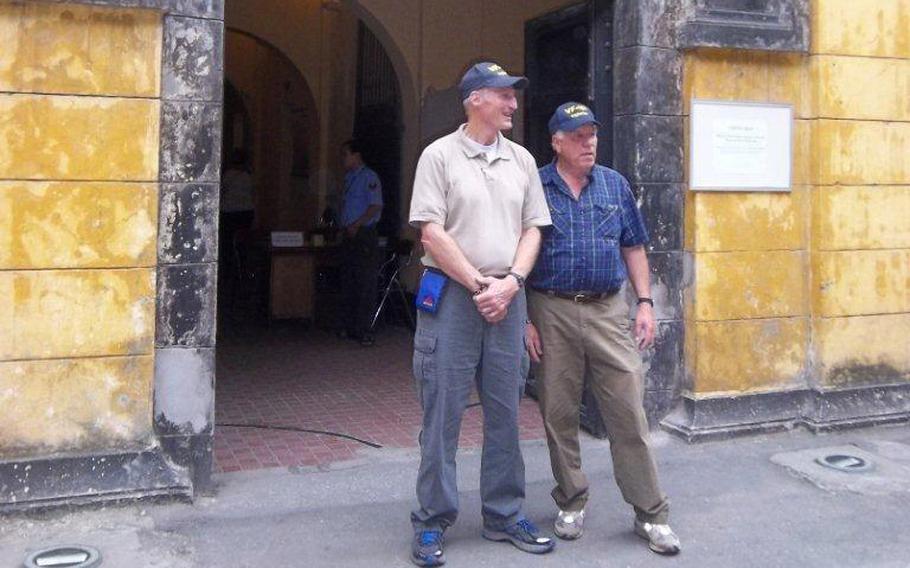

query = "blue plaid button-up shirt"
[[528, 163, 649, 293]]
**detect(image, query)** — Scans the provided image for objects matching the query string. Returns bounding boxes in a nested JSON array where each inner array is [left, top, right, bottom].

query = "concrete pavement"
[[2, 424, 909, 568]]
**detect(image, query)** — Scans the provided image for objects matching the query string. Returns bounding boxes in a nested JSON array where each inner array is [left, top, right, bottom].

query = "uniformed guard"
[[339, 139, 383, 346]]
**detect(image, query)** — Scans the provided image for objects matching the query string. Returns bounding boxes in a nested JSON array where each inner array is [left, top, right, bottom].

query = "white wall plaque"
[[690, 100, 793, 192], [271, 231, 305, 247]]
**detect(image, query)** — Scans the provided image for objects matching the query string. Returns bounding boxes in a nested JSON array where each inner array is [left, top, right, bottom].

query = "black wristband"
[[637, 297, 654, 307], [508, 271, 525, 288]]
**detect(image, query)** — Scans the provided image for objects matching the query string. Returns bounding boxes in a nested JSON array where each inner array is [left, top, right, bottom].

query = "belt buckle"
[[573, 293, 586, 303]]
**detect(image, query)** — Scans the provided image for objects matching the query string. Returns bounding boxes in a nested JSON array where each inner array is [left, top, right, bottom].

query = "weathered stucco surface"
[[0, 2, 162, 460], [0, 356, 154, 458], [811, 0, 910, 59], [0, 182, 157, 269], [0, 2, 161, 97], [694, 318, 809, 394], [684, 0, 910, 395], [0, 95, 160, 181], [812, 186, 910, 250], [0, 268, 155, 360]]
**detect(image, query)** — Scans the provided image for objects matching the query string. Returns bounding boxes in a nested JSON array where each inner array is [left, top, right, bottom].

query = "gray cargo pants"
[[410, 282, 527, 532]]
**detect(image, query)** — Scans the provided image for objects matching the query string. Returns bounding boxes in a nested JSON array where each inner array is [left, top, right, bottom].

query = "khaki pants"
[[528, 289, 669, 523]]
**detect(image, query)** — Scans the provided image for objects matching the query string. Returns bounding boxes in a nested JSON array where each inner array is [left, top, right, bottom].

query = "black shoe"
[[411, 530, 445, 566], [482, 518, 555, 554]]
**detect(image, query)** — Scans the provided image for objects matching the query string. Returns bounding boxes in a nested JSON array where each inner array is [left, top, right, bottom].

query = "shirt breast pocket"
[[548, 203, 571, 236], [594, 202, 621, 243]]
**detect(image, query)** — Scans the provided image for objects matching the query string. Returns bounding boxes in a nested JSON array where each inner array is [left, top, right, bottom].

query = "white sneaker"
[[633, 519, 681, 555], [554, 509, 584, 540]]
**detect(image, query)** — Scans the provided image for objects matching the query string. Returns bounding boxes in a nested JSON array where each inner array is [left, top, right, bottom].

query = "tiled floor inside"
[[214, 323, 546, 473]]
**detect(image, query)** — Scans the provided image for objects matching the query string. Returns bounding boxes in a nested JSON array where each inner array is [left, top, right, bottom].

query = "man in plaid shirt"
[[525, 102, 680, 555]]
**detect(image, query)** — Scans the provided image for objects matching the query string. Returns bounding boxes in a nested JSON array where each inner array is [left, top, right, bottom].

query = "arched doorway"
[[217, 29, 322, 326], [212, 1, 534, 476]]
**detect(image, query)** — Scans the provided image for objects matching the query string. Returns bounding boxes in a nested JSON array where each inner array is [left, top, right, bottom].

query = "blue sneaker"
[[411, 529, 445, 566], [482, 518, 556, 554]]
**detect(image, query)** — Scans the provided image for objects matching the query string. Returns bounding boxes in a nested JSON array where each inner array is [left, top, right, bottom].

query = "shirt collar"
[[541, 161, 595, 200], [457, 124, 511, 162]]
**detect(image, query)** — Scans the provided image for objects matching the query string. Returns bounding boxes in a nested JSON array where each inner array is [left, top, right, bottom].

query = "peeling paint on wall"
[[0, 356, 155, 459], [0, 182, 158, 270], [0, 2, 162, 97], [0, 3, 163, 460]]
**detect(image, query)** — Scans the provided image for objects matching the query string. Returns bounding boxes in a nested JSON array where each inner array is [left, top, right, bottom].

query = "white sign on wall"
[[690, 100, 793, 192]]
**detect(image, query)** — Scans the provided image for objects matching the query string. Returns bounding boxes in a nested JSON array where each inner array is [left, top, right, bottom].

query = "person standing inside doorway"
[[339, 139, 383, 347], [220, 149, 255, 282], [525, 102, 680, 554], [407, 62, 555, 567]]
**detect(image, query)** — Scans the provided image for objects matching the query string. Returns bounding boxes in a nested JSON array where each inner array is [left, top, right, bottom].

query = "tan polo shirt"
[[409, 124, 552, 276]]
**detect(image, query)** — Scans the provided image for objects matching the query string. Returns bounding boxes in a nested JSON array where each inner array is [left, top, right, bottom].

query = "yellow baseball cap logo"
[[487, 64, 508, 76], [563, 104, 591, 118]]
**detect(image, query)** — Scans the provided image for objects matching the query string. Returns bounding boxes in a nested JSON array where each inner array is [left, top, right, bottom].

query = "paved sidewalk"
[[2, 425, 909, 568]]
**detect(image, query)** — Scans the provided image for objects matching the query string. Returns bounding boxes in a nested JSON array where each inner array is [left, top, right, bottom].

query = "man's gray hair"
[[462, 88, 489, 113]]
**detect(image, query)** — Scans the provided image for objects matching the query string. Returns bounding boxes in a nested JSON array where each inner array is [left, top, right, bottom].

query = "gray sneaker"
[[482, 518, 556, 554], [634, 519, 681, 555], [554, 509, 585, 540]]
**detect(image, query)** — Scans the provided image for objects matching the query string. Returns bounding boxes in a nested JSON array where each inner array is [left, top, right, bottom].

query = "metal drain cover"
[[772, 445, 910, 495], [816, 453, 874, 473], [24, 545, 101, 568]]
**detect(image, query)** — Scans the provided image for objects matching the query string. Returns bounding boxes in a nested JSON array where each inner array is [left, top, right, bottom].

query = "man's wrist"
[[507, 271, 525, 288], [637, 297, 654, 307]]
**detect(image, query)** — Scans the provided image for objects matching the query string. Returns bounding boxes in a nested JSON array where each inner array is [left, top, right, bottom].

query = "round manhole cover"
[[816, 453, 874, 473], [24, 545, 101, 568]]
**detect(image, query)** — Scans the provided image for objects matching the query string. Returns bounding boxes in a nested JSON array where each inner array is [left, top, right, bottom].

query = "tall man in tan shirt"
[[407, 62, 554, 566]]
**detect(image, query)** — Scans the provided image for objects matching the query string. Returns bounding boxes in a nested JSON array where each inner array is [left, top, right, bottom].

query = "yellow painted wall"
[[684, 0, 910, 396], [0, 2, 161, 458]]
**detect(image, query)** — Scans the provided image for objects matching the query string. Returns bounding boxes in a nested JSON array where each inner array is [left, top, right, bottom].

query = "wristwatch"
[[637, 297, 654, 307], [508, 271, 525, 288]]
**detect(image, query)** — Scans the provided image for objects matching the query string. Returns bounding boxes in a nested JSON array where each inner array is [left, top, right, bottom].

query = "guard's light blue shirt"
[[341, 166, 383, 227], [528, 163, 649, 293]]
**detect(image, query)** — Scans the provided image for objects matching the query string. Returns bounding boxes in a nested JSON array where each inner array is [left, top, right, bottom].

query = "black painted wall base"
[[0, 449, 192, 513], [661, 383, 910, 442], [159, 434, 214, 495]]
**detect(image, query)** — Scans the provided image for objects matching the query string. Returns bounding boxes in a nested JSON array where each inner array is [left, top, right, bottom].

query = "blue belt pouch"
[[416, 269, 448, 314]]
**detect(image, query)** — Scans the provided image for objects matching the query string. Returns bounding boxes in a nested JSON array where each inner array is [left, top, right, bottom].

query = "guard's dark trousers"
[[340, 226, 380, 338]]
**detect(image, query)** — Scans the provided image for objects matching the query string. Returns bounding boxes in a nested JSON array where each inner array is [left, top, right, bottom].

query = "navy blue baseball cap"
[[459, 61, 529, 100], [548, 102, 601, 134]]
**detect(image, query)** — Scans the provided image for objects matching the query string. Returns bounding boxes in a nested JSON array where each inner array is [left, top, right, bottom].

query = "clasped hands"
[[472, 275, 518, 323]]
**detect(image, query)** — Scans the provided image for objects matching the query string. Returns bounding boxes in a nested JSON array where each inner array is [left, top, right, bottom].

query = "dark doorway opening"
[[525, 0, 613, 168], [524, 1, 615, 439], [211, 12, 541, 476], [354, 22, 403, 242]]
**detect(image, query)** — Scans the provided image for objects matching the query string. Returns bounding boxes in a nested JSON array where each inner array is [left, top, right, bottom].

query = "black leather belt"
[[532, 288, 619, 303]]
